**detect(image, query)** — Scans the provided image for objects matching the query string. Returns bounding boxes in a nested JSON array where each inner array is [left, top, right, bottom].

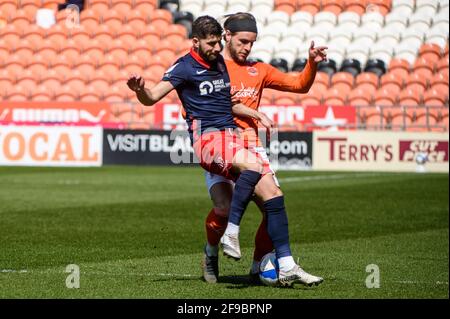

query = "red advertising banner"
[[153, 103, 356, 131], [0, 102, 111, 126]]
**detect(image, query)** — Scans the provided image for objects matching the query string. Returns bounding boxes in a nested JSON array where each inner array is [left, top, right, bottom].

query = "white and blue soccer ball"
[[259, 252, 279, 286], [415, 152, 428, 165]]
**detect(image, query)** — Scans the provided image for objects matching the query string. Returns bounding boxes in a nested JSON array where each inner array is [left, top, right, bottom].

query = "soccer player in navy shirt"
[[127, 16, 323, 287]]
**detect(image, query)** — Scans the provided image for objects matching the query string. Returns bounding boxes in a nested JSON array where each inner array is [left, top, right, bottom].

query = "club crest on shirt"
[[247, 66, 258, 77]]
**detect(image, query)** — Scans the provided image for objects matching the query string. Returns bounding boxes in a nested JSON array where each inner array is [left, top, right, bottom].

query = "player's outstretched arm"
[[232, 103, 274, 130], [127, 74, 175, 106]]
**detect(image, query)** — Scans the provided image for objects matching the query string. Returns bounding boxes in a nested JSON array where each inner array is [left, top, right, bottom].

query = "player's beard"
[[229, 42, 247, 64], [198, 45, 219, 62]]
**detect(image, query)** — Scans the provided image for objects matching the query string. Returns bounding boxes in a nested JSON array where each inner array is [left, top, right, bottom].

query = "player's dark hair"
[[223, 12, 258, 34], [192, 15, 223, 39]]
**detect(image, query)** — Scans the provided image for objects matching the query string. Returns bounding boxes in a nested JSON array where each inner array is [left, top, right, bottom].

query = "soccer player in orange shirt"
[[202, 12, 328, 285]]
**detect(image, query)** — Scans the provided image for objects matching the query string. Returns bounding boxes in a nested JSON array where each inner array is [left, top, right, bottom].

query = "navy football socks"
[[228, 170, 262, 226], [263, 196, 292, 258]]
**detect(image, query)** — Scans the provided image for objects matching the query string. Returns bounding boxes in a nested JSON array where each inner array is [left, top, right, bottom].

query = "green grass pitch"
[[0, 166, 448, 298]]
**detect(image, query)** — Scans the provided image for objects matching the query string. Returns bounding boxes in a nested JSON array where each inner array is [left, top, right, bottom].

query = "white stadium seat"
[[265, 10, 290, 28], [329, 25, 354, 43], [377, 27, 401, 48], [283, 25, 307, 42], [370, 42, 394, 66], [415, 0, 438, 14], [179, 0, 203, 18], [202, 1, 226, 19], [250, 0, 273, 18], [290, 11, 314, 26], [391, 0, 415, 16], [337, 12, 360, 28], [314, 11, 337, 29], [408, 11, 433, 33], [384, 11, 408, 31], [425, 26, 449, 49], [226, 0, 251, 15], [439, 0, 449, 11]]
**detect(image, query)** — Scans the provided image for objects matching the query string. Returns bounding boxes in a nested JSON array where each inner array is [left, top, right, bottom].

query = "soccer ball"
[[259, 252, 279, 286], [415, 152, 428, 165]]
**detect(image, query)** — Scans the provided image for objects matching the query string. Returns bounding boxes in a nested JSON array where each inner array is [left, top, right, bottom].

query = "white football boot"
[[220, 233, 241, 260], [278, 264, 324, 287]]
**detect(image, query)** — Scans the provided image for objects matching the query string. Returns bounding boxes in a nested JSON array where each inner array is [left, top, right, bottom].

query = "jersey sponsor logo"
[[199, 81, 214, 95], [199, 79, 230, 95], [247, 66, 258, 76], [231, 82, 259, 100]]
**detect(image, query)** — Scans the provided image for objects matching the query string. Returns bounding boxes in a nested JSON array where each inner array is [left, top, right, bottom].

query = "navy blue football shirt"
[[162, 48, 236, 140]]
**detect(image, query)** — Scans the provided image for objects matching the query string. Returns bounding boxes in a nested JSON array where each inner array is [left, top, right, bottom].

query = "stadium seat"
[[364, 59, 386, 77], [322, 0, 344, 15], [391, 0, 415, 15], [430, 73, 450, 93], [388, 58, 411, 78], [418, 43, 442, 63], [406, 73, 428, 93], [150, 9, 173, 33], [273, 90, 299, 105], [344, 0, 366, 15], [399, 88, 422, 106], [355, 72, 379, 92], [380, 72, 403, 93], [324, 87, 347, 106], [370, 42, 394, 67], [359, 106, 383, 129], [274, 0, 296, 15], [8, 85, 30, 102], [317, 59, 337, 76], [374, 88, 397, 106], [340, 58, 362, 77], [348, 88, 373, 106], [423, 88, 448, 106], [331, 72, 354, 91], [297, 0, 321, 15], [40, 70, 62, 93], [299, 87, 322, 105], [111, 0, 133, 12], [163, 24, 188, 46], [126, 10, 147, 32], [413, 57, 436, 79], [89, 0, 110, 16]]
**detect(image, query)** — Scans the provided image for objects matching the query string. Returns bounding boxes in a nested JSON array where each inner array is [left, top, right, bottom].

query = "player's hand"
[[309, 41, 328, 63], [231, 92, 241, 105], [259, 113, 274, 130], [127, 73, 145, 92]]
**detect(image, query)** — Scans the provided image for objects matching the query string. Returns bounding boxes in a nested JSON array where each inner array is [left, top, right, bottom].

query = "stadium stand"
[[0, 0, 448, 131]]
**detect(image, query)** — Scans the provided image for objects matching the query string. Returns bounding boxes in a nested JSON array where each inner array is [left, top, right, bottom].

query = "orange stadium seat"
[[272, 90, 298, 105], [314, 71, 330, 88], [359, 106, 383, 129], [93, 24, 114, 47], [32, 84, 54, 102], [70, 27, 91, 47], [98, 55, 121, 79], [322, 0, 344, 15], [111, 0, 133, 13], [89, 0, 110, 16], [0, 0, 17, 15], [21, 0, 39, 21], [8, 85, 30, 102], [11, 9, 32, 27], [40, 70, 62, 92], [154, 39, 177, 57], [16, 69, 37, 92], [139, 24, 160, 43], [423, 88, 448, 107], [345, 0, 366, 15], [275, 0, 297, 15], [75, 55, 97, 79], [413, 57, 436, 78], [133, 0, 158, 14], [80, 8, 101, 27], [79, 86, 102, 102], [405, 73, 428, 94], [43, 0, 66, 9], [37, 38, 59, 58], [418, 43, 442, 63], [399, 89, 422, 107], [149, 9, 173, 33], [348, 88, 373, 106], [297, 0, 320, 15], [355, 72, 379, 93], [331, 72, 354, 91], [23, 24, 45, 47], [27, 54, 50, 79], [126, 10, 147, 32], [65, 76, 86, 95], [89, 70, 111, 90], [430, 73, 449, 93], [324, 87, 348, 106], [388, 58, 411, 79], [103, 10, 124, 35], [14, 39, 34, 61], [380, 72, 403, 93], [436, 58, 449, 76], [367, 0, 392, 15], [164, 24, 188, 46], [300, 87, 323, 105], [55, 85, 79, 102], [1, 24, 21, 47], [374, 88, 397, 106], [103, 84, 124, 102]]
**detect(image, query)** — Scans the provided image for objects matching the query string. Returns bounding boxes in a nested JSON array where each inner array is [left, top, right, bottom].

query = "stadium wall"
[[1, 125, 448, 173]]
